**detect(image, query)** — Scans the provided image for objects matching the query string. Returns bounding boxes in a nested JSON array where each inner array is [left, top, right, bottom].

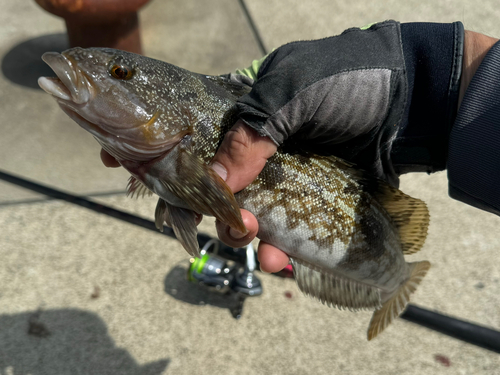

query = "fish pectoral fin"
[[160, 149, 246, 233], [291, 258, 382, 311], [127, 176, 153, 198], [367, 260, 431, 341], [164, 202, 200, 258], [372, 183, 430, 255]]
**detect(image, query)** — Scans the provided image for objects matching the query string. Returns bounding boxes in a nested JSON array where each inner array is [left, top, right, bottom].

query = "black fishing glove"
[[234, 20, 464, 187]]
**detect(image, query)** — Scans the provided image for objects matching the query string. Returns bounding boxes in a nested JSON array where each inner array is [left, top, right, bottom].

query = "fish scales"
[[38, 47, 431, 340], [238, 152, 406, 285]]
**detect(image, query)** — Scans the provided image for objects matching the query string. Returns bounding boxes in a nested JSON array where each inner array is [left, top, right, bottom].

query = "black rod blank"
[[402, 305, 500, 353]]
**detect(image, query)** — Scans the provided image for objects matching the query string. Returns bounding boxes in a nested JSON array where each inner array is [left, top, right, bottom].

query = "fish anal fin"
[[164, 202, 200, 258], [373, 184, 430, 255], [367, 260, 431, 340], [291, 258, 382, 311]]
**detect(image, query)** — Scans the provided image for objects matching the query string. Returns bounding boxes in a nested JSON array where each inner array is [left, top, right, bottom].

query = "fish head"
[[38, 47, 200, 162], [38, 47, 249, 248]]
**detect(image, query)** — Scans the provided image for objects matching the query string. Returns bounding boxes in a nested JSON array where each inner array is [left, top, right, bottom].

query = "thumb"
[[211, 120, 277, 193]]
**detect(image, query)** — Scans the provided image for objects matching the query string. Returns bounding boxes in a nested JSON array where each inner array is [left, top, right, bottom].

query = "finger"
[[215, 209, 258, 248], [211, 120, 277, 193], [100, 149, 121, 168], [258, 242, 290, 273]]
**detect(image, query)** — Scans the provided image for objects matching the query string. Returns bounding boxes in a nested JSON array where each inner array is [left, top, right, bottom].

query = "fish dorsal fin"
[[203, 75, 252, 99], [372, 183, 430, 255], [367, 260, 431, 340], [127, 176, 153, 198], [291, 258, 382, 311]]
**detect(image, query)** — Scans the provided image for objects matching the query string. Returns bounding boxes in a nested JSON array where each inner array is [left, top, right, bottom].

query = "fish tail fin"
[[367, 260, 431, 341]]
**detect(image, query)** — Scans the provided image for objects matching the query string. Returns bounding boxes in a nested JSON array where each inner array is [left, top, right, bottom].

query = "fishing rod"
[[1, 169, 499, 353]]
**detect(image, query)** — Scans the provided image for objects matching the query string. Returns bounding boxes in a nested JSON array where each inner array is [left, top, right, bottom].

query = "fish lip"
[[38, 52, 92, 105], [37, 76, 72, 101]]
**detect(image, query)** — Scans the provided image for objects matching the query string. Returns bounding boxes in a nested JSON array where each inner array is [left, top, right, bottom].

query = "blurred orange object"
[[34, 0, 152, 54]]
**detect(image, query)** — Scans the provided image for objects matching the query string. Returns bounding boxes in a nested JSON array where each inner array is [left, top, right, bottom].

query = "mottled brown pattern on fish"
[[343, 181, 359, 196], [236, 152, 377, 248], [338, 213, 393, 272]]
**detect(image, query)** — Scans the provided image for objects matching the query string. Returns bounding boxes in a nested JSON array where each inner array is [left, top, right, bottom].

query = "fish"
[[38, 47, 431, 340]]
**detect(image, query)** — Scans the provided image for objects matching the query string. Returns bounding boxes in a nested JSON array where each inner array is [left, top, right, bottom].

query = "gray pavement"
[[1, 0, 499, 374]]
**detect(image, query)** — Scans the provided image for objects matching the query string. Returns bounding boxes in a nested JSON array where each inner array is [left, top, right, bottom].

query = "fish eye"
[[110, 64, 134, 80]]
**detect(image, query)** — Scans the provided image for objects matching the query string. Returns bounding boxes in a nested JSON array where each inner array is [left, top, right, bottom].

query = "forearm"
[[459, 30, 499, 106]]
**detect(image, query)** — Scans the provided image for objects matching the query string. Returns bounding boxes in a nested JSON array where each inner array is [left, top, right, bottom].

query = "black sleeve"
[[391, 21, 464, 175], [448, 40, 500, 216]]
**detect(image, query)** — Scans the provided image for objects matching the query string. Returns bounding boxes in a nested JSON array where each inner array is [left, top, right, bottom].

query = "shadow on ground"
[[2, 34, 69, 89], [0, 308, 170, 375], [164, 265, 247, 319]]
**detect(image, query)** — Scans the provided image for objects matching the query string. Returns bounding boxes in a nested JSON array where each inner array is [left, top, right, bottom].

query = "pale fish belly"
[[236, 152, 410, 294]]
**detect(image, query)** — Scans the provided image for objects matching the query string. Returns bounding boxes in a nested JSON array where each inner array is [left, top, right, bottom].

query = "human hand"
[[212, 22, 409, 272], [234, 21, 409, 188], [209, 120, 291, 273]]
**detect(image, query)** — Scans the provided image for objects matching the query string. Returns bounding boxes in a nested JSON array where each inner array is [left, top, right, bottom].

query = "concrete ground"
[[1, 0, 499, 374]]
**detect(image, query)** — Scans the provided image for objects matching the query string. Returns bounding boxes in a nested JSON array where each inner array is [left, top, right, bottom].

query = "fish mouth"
[[38, 50, 187, 162], [38, 52, 92, 104]]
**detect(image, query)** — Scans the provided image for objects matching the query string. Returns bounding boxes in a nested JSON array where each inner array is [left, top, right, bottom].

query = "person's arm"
[[448, 31, 500, 215]]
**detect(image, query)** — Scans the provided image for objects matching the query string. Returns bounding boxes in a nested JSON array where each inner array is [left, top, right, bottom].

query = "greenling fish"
[[38, 47, 431, 340]]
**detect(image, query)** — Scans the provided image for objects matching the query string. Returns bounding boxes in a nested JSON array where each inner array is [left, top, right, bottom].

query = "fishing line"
[[238, 0, 268, 55]]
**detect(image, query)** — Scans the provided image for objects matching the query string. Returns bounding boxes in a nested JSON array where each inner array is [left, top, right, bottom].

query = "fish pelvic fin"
[[373, 184, 430, 255], [367, 260, 431, 341], [127, 176, 153, 198], [291, 257, 382, 311], [155, 198, 171, 231], [155, 199, 200, 257], [160, 148, 246, 233]]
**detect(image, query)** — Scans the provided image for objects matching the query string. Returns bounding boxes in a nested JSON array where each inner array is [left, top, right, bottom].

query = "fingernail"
[[260, 265, 270, 274], [229, 227, 247, 239], [211, 162, 227, 181]]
